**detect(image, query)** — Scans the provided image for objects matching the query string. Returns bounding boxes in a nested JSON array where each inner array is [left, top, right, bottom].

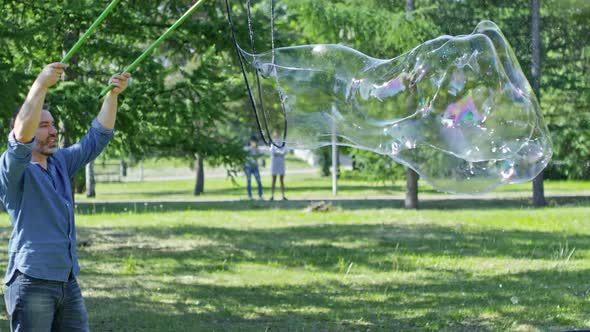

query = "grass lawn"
[[1, 203, 589, 331], [4, 157, 590, 330]]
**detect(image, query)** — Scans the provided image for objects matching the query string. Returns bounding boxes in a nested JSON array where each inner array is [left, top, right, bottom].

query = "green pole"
[[61, 0, 121, 63], [98, 0, 207, 99]]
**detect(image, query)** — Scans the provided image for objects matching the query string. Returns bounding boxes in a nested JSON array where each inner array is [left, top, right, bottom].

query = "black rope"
[[225, 0, 268, 146], [245, 0, 274, 146], [225, 0, 287, 148]]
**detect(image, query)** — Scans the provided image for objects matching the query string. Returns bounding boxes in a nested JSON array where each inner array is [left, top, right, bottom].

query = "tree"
[[422, 0, 589, 184], [139, 46, 248, 196], [539, 0, 590, 180], [0, 0, 252, 197], [242, 0, 588, 195], [405, 0, 419, 209], [531, 0, 546, 206]]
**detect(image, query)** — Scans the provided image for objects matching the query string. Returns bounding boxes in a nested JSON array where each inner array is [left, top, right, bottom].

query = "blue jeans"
[[4, 270, 89, 332], [245, 166, 263, 198]]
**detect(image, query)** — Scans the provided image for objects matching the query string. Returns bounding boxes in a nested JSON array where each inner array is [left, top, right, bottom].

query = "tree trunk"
[[86, 161, 96, 198], [332, 142, 338, 196], [139, 160, 144, 182], [119, 160, 127, 177], [331, 106, 338, 195], [532, 172, 545, 206], [531, 0, 546, 207], [405, 168, 419, 209], [320, 147, 331, 177], [194, 155, 204, 196], [404, 0, 419, 209]]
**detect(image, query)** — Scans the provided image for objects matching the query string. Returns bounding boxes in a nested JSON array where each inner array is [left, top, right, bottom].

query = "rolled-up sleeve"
[[91, 118, 116, 136], [0, 132, 35, 197]]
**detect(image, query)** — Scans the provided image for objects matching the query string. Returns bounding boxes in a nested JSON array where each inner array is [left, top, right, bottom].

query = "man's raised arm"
[[96, 72, 130, 129], [13, 63, 64, 142]]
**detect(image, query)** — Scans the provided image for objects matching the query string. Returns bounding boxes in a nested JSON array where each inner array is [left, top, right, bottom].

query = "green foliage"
[[419, 0, 590, 180], [271, 0, 439, 184], [539, 0, 590, 179], [281, 0, 439, 57], [0, 0, 254, 190], [351, 149, 406, 185], [278, 0, 590, 181], [0, 0, 588, 182]]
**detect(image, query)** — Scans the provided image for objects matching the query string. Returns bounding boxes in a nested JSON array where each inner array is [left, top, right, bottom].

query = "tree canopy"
[[1, 0, 254, 192], [0, 0, 588, 186], [271, 0, 590, 182]]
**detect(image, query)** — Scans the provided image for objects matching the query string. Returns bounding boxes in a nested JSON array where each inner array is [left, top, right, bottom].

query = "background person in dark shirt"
[[244, 135, 264, 200]]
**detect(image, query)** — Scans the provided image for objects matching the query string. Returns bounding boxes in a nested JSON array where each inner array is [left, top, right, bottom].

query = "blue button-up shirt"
[[0, 119, 114, 283]]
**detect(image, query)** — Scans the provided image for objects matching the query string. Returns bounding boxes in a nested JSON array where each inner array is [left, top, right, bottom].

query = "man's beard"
[[37, 140, 58, 156], [40, 147, 58, 156]]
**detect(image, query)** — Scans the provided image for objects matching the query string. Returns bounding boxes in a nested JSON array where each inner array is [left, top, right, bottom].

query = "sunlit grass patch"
[[1, 205, 589, 330]]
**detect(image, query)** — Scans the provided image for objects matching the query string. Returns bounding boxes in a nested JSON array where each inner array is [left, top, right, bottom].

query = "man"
[[1, 62, 130, 331]]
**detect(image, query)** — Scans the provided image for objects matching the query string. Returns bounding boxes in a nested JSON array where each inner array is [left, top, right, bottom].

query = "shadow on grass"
[[82, 268, 590, 331], [75, 223, 590, 271], [1, 218, 589, 330], [74, 195, 590, 214], [70, 222, 590, 331], [96, 190, 194, 197]]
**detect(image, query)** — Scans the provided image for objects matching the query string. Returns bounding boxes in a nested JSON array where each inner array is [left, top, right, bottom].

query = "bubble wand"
[[98, 0, 207, 98], [61, 0, 121, 63]]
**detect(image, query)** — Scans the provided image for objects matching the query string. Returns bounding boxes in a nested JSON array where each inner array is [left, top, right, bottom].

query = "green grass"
[[1, 205, 589, 331], [6, 157, 590, 330]]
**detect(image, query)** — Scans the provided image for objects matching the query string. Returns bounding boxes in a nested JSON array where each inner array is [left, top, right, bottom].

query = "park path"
[[122, 167, 318, 182], [77, 190, 590, 204]]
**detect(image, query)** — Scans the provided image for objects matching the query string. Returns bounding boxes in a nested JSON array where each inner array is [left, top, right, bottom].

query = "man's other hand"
[[36, 63, 65, 89]]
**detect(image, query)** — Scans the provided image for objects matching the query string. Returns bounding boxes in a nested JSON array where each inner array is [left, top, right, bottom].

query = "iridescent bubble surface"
[[238, 21, 552, 194]]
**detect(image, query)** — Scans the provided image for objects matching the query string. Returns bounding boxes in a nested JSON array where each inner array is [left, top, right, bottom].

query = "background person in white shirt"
[[269, 130, 287, 201]]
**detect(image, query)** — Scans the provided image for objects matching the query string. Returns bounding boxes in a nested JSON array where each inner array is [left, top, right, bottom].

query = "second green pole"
[[99, 0, 207, 98]]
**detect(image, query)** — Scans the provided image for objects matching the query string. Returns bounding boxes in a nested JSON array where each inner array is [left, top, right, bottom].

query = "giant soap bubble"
[[231, 16, 553, 194]]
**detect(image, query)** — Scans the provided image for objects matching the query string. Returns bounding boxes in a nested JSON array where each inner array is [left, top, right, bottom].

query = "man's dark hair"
[[10, 104, 49, 130], [249, 135, 258, 143]]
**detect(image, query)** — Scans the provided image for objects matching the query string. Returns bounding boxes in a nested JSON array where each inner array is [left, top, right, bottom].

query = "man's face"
[[34, 110, 58, 156]]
